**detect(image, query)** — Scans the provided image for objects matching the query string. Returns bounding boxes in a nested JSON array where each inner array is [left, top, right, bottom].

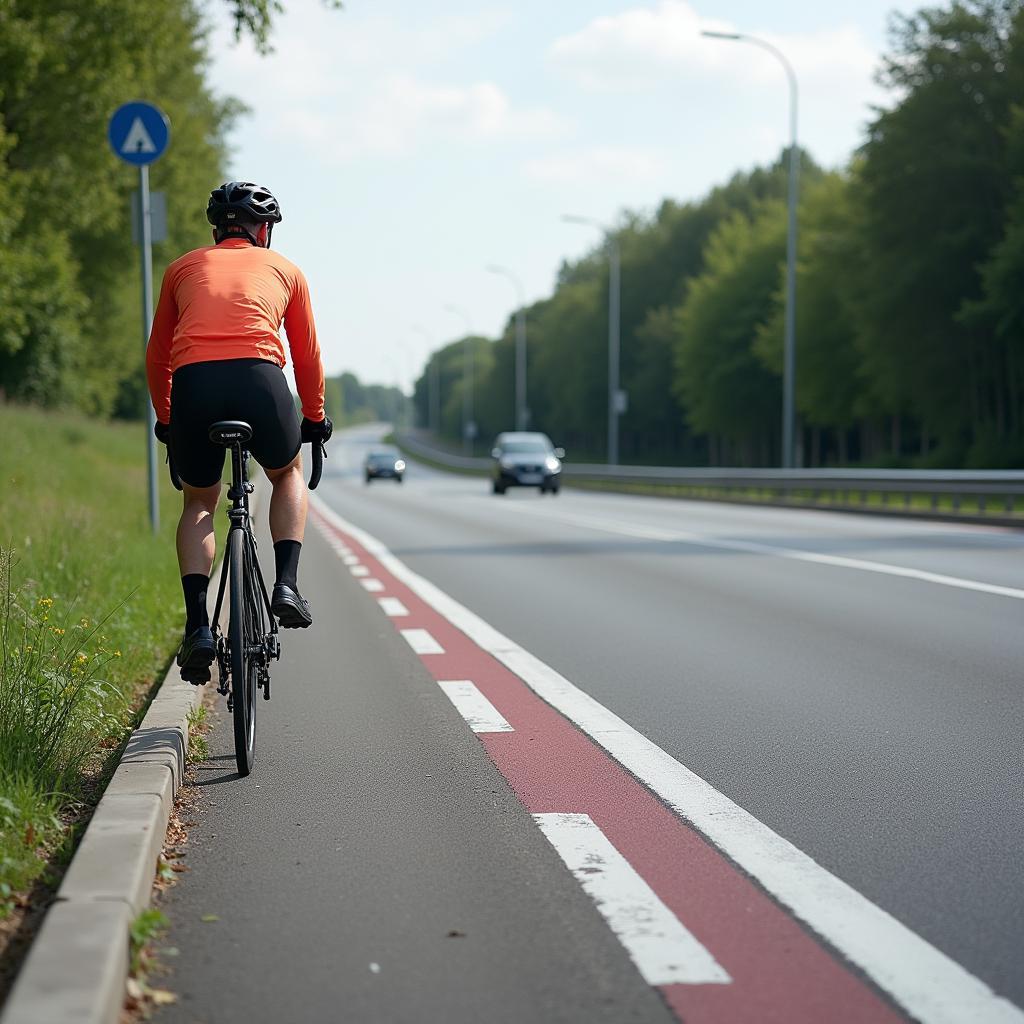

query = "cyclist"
[[146, 181, 333, 684]]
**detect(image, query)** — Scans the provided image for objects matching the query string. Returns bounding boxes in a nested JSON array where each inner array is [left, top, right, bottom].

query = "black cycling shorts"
[[169, 358, 301, 488]]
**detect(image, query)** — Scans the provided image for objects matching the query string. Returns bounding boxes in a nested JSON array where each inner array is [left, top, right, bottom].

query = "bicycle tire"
[[229, 528, 256, 776]]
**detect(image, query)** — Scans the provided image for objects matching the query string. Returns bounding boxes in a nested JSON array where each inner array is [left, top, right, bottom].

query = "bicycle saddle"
[[209, 420, 253, 446]]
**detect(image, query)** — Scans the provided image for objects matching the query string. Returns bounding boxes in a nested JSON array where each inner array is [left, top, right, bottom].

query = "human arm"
[[145, 268, 178, 424], [282, 269, 325, 422]]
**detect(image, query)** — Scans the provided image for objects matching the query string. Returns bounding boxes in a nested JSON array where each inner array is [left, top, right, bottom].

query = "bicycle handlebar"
[[308, 439, 326, 490], [166, 445, 183, 492], [163, 436, 326, 491]]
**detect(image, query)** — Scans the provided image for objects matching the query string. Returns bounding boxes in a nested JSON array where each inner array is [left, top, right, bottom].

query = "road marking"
[[312, 496, 1024, 1024], [378, 597, 409, 617], [350, 565, 370, 577], [361, 578, 385, 592], [503, 504, 1024, 602], [437, 680, 513, 733], [400, 628, 444, 655], [342, 554, 359, 565], [535, 813, 729, 986]]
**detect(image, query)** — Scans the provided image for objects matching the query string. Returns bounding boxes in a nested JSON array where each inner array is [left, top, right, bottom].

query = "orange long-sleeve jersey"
[[145, 238, 325, 425]]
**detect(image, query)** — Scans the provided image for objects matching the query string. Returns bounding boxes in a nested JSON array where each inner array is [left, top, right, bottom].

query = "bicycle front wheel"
[[229, 528, 257, 776]]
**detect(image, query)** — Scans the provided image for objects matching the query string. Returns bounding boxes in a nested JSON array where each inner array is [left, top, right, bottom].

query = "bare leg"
[[177, 483, 221, 576], [265, 451, 306, 543], [265, 453, 312, 627]]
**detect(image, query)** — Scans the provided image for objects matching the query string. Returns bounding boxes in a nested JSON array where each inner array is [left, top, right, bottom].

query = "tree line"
[[324, 372, 408, 427], [414, 0, 1024, 468]]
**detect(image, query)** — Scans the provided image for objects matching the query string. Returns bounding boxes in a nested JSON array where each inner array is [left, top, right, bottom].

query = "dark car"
[[364, 449, 406, 484], [490, 432, 565, 495]]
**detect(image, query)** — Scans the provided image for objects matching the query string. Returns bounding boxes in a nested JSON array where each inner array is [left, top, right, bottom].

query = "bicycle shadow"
[[194, 753, 243, 786]]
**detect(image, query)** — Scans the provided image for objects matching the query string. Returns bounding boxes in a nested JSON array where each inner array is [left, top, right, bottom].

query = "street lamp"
[[411, 325, 439, 433], [444, 303, 475, 455], [562, 215, 622, 465], [486, 264, 528, 431], [702, 29, 800, 468]]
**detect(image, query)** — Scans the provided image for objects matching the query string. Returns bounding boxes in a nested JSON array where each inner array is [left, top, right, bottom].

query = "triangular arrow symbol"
[[121, 117, 156, 154]]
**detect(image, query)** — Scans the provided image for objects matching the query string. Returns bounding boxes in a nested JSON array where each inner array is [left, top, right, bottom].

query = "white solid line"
[[361, 579, 385, 592], [505, 504, 1024, 602], [342, 554, 359, 565], [378, 597, 409, 617], [437, 680, 514, 733], [535, 813, 729, 986], [311, 496, 1024, 1024], [400, 628, 444, 655], [350, 565, 370, 577]]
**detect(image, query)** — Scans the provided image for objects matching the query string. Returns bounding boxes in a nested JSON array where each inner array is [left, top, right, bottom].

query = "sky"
[[204, 0, 923, 393]]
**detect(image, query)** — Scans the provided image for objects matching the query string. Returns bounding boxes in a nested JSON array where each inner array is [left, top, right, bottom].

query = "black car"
[[364, 449, 406, 484], [490, 432, 565, 495]]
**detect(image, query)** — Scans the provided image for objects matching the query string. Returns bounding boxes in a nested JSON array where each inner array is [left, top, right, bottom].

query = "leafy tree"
[[225, 0, 343, 54], [673, 202, 787, 465], [754, 172, 870, 463], [0, 0, 237, 415], [854, 0, 1022, 459]]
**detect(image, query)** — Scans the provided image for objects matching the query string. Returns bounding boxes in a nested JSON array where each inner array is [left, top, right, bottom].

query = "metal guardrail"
[[394, 431, 1024, 516]]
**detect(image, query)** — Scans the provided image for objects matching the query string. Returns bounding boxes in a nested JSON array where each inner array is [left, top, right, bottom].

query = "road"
[[158, 425, 1023, 1023]]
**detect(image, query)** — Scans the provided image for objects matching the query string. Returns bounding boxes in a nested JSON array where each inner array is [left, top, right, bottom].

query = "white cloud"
[[270, 75, 564, 163], [525, 146, 666, 184], [549, 0, 877, 98], [207, 4, 563, 165]]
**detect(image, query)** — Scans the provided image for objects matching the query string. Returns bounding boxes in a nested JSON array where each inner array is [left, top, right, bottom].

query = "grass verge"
[[0, 401, 185, 990]]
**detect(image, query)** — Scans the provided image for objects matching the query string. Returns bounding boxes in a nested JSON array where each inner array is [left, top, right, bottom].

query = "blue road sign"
[[107, 102, 170, 166]]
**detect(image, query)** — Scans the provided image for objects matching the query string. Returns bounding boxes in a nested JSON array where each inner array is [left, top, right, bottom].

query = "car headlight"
[[500, 457, 517, 470], [545, 456, 561, 472], [395, 460, 406, 472]]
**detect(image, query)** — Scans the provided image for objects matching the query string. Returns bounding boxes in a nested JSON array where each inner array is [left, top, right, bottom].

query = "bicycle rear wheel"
[[229, 528, 257, 776]]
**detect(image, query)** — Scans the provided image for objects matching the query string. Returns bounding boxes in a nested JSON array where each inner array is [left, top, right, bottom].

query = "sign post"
[[107, 102, 170, 534]]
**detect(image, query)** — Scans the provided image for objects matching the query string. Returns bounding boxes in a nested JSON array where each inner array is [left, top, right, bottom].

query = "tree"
[[673, 203, 787, 465], [854, 0, 1022, 459], [225, 0, 343, 54], [754, 172, 870, 463], [0, 0, 237, 415]]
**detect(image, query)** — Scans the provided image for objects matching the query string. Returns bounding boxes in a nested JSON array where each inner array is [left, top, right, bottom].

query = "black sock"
[[182, 574, 210, 634], [274, 540, 301, 590]]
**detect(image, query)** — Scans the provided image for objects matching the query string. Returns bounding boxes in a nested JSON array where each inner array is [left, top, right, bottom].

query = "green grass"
[[0, 403, 185, 912]]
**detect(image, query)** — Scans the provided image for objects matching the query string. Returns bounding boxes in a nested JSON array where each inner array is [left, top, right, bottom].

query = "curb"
[[1, 553, 230, 1024]]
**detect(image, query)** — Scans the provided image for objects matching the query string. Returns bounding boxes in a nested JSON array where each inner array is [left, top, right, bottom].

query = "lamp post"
[[486, 264, 528, 431], [411, 325, 438, 433], [702, 29, 800, 468], [562, 215, 621, 465], [444, 303, 475, 455]]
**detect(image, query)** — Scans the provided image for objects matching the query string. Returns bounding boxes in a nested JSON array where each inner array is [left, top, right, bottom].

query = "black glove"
[[154, 421, 171, 445], [301, 415, 333, 444]]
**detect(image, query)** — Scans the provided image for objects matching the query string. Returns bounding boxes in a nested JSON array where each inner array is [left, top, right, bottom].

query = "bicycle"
[[168, 421, 325, 776]]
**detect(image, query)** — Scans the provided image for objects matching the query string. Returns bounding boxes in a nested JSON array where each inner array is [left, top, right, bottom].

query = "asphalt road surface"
[[158, 425, 1023, 1024]]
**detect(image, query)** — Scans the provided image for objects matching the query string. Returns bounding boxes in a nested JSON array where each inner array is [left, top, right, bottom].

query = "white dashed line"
[[342, 554, 359, 566], [400, 628, 444, 655], [361, 579, 384, 592], [350, 565, 370, 577], [378, 597, 409, 617], [534, 813, 730, 986], [437, 680, 513, 733]]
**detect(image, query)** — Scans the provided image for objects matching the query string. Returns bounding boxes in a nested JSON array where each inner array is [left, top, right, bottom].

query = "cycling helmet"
[[206, 181, 283, 227]]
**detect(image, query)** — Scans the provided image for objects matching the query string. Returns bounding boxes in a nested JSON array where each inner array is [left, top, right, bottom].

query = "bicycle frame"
[[211, 441, 280, 700]]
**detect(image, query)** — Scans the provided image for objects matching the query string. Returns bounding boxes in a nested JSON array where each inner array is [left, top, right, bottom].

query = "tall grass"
[[0, 403, 185, 911]]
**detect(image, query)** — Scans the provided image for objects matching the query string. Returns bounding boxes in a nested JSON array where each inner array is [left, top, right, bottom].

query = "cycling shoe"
[[177, 625, 216, 684], [271, 583, 313, 629]]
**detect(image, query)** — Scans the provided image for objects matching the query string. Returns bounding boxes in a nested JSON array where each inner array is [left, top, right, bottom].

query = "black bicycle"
[[169, 421, 324, 776]]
